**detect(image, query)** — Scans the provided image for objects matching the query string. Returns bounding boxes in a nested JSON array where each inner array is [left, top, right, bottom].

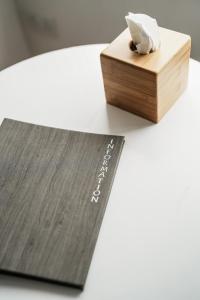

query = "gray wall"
[[0, 0, 29, 69], [0, 0, 199, 70], [16, 0, 200, 60]]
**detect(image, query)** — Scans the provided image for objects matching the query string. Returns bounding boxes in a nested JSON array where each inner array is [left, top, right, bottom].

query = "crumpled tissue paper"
[[125, 12, 160, 54]]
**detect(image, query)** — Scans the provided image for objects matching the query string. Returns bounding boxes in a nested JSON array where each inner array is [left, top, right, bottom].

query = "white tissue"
[[125, 12, 160, 54]]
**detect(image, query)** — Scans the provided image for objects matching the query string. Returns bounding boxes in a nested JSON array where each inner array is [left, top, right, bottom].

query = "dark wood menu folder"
[[0, 119, 124, 289]]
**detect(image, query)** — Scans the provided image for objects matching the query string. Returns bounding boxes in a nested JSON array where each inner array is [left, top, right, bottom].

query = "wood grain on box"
[[100, 27, 191, 122], [0, 119, 124, 289]]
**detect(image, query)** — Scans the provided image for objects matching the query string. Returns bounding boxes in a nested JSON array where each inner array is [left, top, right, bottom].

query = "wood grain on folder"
[[0, 119, 124, 289]]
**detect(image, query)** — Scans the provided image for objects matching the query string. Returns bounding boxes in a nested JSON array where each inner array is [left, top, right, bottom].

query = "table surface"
[[0, 44, 200, 300]]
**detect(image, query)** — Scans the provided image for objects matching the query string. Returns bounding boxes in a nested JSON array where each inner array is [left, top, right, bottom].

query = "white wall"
[[16, 0, 199, 60], [0, 0, 30, 69]]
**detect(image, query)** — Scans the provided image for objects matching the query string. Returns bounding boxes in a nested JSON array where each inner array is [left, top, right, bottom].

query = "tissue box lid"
[[101, 27, 191, 74]]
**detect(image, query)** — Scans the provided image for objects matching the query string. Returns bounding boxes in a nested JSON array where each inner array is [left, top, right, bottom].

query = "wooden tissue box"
[[100, 27, 191, 122]]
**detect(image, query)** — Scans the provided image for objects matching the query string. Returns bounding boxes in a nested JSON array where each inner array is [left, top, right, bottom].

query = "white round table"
[[0, 45, 200, 300]]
